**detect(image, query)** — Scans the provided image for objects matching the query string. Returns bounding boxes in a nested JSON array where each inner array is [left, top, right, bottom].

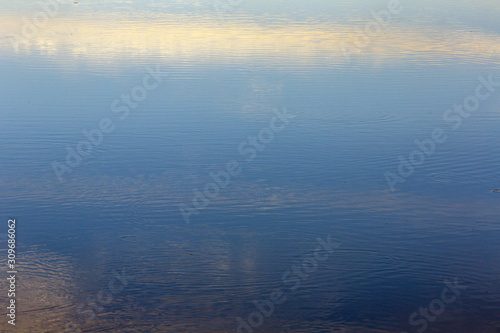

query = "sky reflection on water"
[[1, 0, 500, 332]]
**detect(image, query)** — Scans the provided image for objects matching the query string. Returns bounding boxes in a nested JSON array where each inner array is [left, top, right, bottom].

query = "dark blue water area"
[[1, 2, 500, 331]]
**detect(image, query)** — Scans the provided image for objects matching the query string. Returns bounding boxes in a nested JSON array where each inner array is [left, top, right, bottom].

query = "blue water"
[[1, 0, 500, 332]]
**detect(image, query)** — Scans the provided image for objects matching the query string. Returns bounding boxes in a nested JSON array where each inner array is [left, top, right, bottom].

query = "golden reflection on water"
[[0, 247, 79, 332], [1, 6, 500, 332], [1, 14, 499, 67]]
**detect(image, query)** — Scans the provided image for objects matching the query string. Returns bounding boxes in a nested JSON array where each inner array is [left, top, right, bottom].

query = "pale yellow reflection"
[[1, 14, 500, 67]]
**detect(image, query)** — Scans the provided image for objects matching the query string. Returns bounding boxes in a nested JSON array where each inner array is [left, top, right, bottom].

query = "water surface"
[[1, 0, 500, 332]]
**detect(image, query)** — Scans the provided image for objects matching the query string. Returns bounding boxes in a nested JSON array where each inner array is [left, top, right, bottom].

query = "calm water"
[[1, 0, 500, 332]]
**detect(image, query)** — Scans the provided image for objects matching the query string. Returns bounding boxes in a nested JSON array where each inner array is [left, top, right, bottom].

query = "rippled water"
[[1, 0, 500, 332]]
